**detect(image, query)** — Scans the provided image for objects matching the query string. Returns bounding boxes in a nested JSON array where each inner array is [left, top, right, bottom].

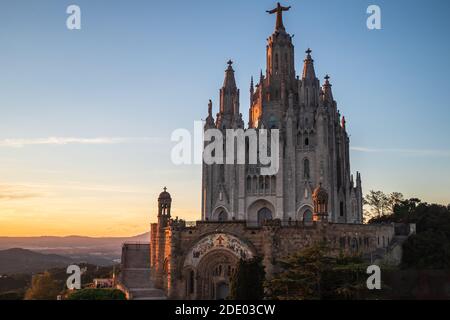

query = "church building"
[[202, 2, 363, 225], [119, 3, 414, 300]]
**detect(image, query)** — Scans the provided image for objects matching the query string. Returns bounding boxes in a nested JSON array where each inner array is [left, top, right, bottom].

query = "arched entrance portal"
[[183, 233, 255, 299], [257, 207, 273, 226], [196, 250, 237, 299]]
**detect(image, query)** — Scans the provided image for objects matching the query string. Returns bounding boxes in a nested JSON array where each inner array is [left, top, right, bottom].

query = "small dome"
[[312, 184, 328, 203], [158, 187, 171, 200]]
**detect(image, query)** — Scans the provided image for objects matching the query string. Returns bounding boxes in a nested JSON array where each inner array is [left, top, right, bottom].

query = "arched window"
[[246, 176, 252, 193], [303, 158, 310, 179], [218, 211, 228, 222], [264, 176, 269, 191], [304, 137, 309, 146], [274, 53, 279, 71], [351, 238, 358, 252], [259, 176, 264, 193], [257, 207, 273, 225], [270, 176, 276, 194]]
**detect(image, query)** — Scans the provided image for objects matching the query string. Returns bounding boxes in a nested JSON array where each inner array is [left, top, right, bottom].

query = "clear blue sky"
[[0, 0, 449, 236]]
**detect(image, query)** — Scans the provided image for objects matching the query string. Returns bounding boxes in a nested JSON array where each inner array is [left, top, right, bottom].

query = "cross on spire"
[[163, 186, 167, 192], [266, 2, 291, 31]]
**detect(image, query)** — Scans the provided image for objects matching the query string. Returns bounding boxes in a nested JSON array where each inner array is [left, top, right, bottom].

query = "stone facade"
[[149, 203, 399, 299], [122, 4, 414, 300], [201, 4, 363, 225]]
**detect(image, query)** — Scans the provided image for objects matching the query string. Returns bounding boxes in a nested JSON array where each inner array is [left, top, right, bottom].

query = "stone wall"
[[153, 220, 398, 299]]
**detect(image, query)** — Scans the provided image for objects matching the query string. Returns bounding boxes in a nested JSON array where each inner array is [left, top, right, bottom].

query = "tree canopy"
[[24, 272, 62, 300], [229, 257, 265, 300], [265, 243, 377, 300], [67, 288, 126, 300], [369, 198, 450, 269]]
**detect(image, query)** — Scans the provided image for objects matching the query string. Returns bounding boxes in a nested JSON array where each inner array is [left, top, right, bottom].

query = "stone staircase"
[[364, 235, 409, 266], [118, 243, 166, 300]]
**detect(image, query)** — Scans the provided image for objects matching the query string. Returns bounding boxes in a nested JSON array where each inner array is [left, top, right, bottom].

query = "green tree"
[[266, 243, 373, 300], [386, 192, 404, 214], [364, 190, 389, 220], [369, 197, 450, 269], [67, 288, 126, 300], [24, 272, 62, 300], [229, 257, 265, 300]]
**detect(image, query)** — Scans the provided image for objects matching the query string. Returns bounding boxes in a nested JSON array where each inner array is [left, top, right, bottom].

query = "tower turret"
[[157, 187, 171, 228], [313, 184, 329, 222], [302, 48, 316, 81], [216, 60, 240, 129], [323, 74, 334, 103], [299, 48, 320, 109], [265, 3, 295, 89]]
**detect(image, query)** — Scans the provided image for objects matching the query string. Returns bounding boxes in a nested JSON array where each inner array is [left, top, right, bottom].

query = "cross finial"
[[306, 48, 312, 55], [325, 74, 330, 81], [227, 59, 233, 67], [163, 186, 167, 192]]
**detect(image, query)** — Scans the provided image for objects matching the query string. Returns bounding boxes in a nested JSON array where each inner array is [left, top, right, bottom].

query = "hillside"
[[0, 248, 76, 274], [0, 233, 150, 272]]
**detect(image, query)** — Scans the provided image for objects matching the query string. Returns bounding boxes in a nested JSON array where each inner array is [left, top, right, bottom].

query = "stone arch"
[[247, 199, 276, 225], [257, 207, 273, 225], [196, 250, 238, 299], [296, 204, 314, 222], [212, 206, 230, 221], [183, 232, 256, 270]]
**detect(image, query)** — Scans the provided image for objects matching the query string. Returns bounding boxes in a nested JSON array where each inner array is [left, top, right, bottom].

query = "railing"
[[181, 219, 317, 228]]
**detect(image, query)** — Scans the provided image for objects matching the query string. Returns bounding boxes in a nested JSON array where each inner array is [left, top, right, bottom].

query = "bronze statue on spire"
[[266, 2, 291, 31]]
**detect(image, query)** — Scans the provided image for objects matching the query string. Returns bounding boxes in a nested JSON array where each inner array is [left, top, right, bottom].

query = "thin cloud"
[[0, 137, 163, 148], [351, 147, 450, 156], [0, 185, 42, 201]]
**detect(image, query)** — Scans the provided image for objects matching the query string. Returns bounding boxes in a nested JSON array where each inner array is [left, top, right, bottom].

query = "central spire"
[[266, 2, 291, 31]]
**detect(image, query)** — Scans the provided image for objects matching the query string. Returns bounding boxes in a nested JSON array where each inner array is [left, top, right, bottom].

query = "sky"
[[0, 0, 449, 237]]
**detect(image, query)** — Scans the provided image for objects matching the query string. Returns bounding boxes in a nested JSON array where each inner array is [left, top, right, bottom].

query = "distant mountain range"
[[0, 233, 150, 274], [0, 248, 75, 274]]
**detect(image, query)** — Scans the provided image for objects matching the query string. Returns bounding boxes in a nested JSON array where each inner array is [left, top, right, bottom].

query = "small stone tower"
[[313, 184, 329, 222], [157, 187, 172, 228], [151, 187, 172, 289]]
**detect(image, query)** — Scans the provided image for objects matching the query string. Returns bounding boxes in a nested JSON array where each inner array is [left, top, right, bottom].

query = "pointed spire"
[[259, 69, 264, 84], [302, 48, 316, 80], [250, 76, 254, 93], [323, 74, 333, 102], [223, 60, 236, 89], [217, 60, 240, 129]]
